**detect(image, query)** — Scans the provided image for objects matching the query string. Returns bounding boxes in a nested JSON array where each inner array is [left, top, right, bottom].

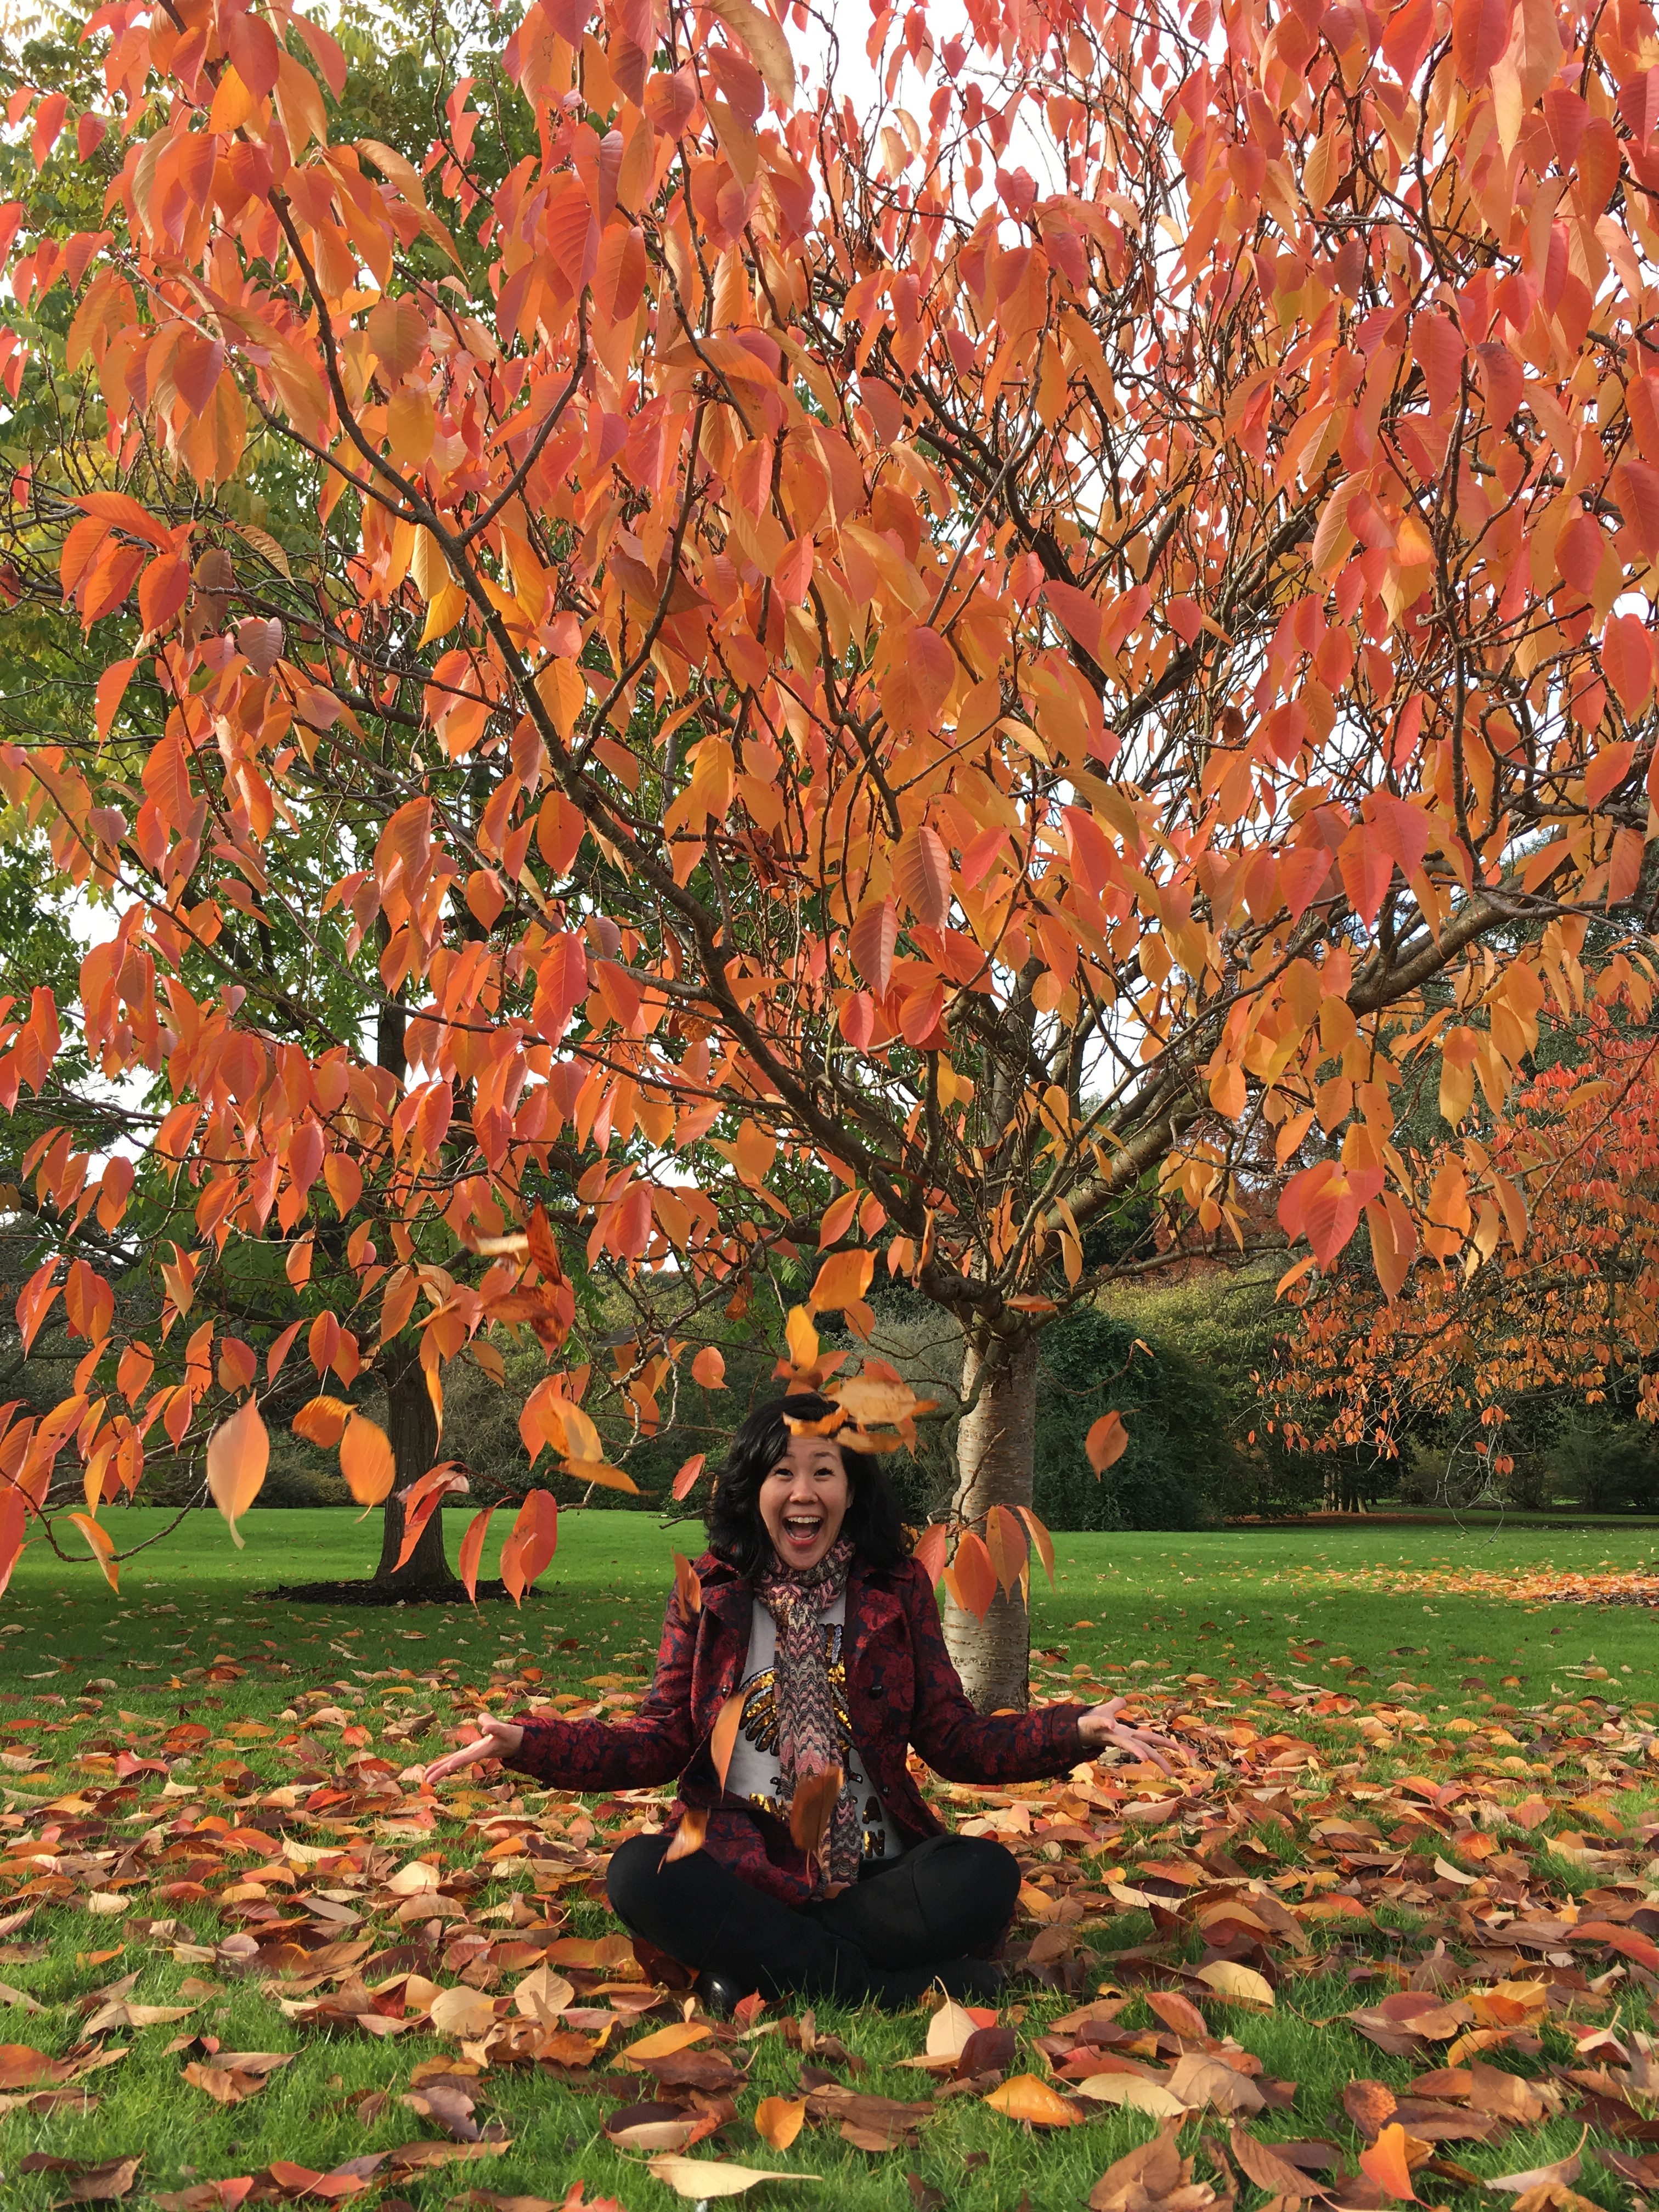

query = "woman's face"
[[758, 1431, 850, 1572]]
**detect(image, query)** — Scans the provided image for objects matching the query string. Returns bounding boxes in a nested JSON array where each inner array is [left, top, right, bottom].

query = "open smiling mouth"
[[781, 1514, 824, 1548]]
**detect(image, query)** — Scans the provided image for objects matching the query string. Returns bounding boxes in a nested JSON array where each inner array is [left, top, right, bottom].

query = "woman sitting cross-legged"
[[424, 1392, 1175, 2011]]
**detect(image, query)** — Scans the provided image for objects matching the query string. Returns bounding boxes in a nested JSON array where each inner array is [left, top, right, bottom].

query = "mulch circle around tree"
[[258, 1579, 541, 1606]]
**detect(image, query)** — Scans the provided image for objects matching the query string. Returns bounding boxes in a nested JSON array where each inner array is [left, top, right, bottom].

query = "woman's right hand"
[[423, 1713, 524, 1786]]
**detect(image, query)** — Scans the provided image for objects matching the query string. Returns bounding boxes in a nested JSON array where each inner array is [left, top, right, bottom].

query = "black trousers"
[[607, 1829, 1020, 2007]]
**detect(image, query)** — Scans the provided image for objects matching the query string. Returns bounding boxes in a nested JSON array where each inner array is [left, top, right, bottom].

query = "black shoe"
[[925, 1959, 1006, 2004], [861, 1957, 1005, 2010], [695, 1968, 749, 2019]]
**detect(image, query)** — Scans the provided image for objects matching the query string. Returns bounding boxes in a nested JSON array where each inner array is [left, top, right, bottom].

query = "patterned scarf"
[[754, 1533, 860, 1891]]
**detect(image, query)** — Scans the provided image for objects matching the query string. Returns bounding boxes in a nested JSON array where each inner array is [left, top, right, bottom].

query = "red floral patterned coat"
[[509, 1549, 1087, 1905]]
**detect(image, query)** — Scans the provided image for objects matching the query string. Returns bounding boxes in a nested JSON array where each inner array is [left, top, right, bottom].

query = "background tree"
[[1279, 964, 1659, 1498], [2, 0, 1657, 1700]]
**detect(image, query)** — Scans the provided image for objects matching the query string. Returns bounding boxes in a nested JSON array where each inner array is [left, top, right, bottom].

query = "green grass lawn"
[[11, 1504, 1658, 1705], [0, 1506, 1655, 2210]]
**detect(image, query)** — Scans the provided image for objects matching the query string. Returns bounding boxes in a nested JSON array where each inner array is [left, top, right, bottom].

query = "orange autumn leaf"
[[663, 1807, 708, 1865], [338, 1414, 395, 1510], [984, 2073, 1078, 2128], [1085, 1410, 1128, 1475], [673, 1550, 702, 1617], [1358, 2124, 1419, 2203], [752, 2097, 805, 2151], [205, 1398, 269, 1548]]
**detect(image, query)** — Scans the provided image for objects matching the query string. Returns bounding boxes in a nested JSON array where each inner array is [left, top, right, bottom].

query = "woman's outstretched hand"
[[1077, 1696, 1181, 1773], [423, 1714, 524, 1786]]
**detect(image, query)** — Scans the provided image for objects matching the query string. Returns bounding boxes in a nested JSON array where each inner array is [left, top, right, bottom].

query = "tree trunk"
[[373, 1345, 464, 1598], [941, 1334, 1039, 1713]]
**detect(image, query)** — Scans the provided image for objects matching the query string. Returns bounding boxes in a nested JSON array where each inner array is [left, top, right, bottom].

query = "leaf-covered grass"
[[1, 1509, 1657, 2210]]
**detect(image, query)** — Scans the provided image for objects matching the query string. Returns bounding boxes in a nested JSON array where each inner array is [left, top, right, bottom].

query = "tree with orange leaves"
[[1278, 962, 1659, 1487], [2, 0, 1658, 1703]]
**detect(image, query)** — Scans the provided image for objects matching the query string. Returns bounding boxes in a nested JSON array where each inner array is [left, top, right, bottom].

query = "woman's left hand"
[[1076, 1696, 1182, 1773]]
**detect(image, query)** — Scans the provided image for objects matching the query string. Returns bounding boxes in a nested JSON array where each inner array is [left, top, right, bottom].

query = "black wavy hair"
[[704, 1392, 910, 1578]]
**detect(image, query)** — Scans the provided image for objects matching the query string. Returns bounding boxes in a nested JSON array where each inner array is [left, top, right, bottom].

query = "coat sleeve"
[[901, 1560, 1087, 1782], [507, 1588, 697, 1791]]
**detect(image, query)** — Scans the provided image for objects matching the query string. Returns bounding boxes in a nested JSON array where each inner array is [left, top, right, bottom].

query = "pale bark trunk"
[[941, 1334, 1039, 1713], [373, 1345, 463, 1597], [370, 934, 461, 1599]]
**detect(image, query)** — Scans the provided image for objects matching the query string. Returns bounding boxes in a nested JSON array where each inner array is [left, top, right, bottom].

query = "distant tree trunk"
[[368, 930, 461, 1599], [373, 1343, 464, 1597], [941, 1333, 1039, 1714]]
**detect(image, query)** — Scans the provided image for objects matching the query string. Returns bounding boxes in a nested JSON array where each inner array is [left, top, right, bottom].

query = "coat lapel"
[[694, 1573, 753, 1733], [843, 1561, 902, 1703]]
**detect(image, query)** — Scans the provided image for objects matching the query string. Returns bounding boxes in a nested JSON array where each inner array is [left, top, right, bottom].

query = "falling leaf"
[[788, 1765, 843, 1860], [663, 1807, 709, 1864], [339, 1413, 396, 1508], [205, 1399, 268, 1545], [1085, 1409, 1128, 1472]]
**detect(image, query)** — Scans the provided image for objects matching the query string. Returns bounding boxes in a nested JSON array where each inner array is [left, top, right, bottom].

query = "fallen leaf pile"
[[1257, 1559, 1659, 1612], [2, 1629, 1659, 2204]]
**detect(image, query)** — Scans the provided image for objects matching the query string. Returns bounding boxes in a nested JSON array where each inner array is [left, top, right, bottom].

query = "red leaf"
[[895, 825, 952, 929], [459, 1504, 497, 1605], [501, 1487, 558, 1605], [392, 1463, 469, 1571], [911, 1521, 949, 1587], [1603, 613, 1654, 713], [672, 1453, 707, 1500], [94, 657, 138, 743], [944, 1528, 998, 1620], [849, 896, 897, 997], [1452, 0, 1513, 83]]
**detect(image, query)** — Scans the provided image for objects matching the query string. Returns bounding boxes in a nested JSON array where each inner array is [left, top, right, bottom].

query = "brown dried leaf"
[[1228, 2125, 1329, 2201], [1342, 2079, 1398, 2142]]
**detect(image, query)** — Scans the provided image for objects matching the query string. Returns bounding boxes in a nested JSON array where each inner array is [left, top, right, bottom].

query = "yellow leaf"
[[621, 2021, 713, 2066], [646, 2155, 820, 2199], [783, 1305, 819, 1372], [427, 1985, 500, 2038], [1072, 2075, 1192, 2117], [1194, 1960, 1274, 2008]]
